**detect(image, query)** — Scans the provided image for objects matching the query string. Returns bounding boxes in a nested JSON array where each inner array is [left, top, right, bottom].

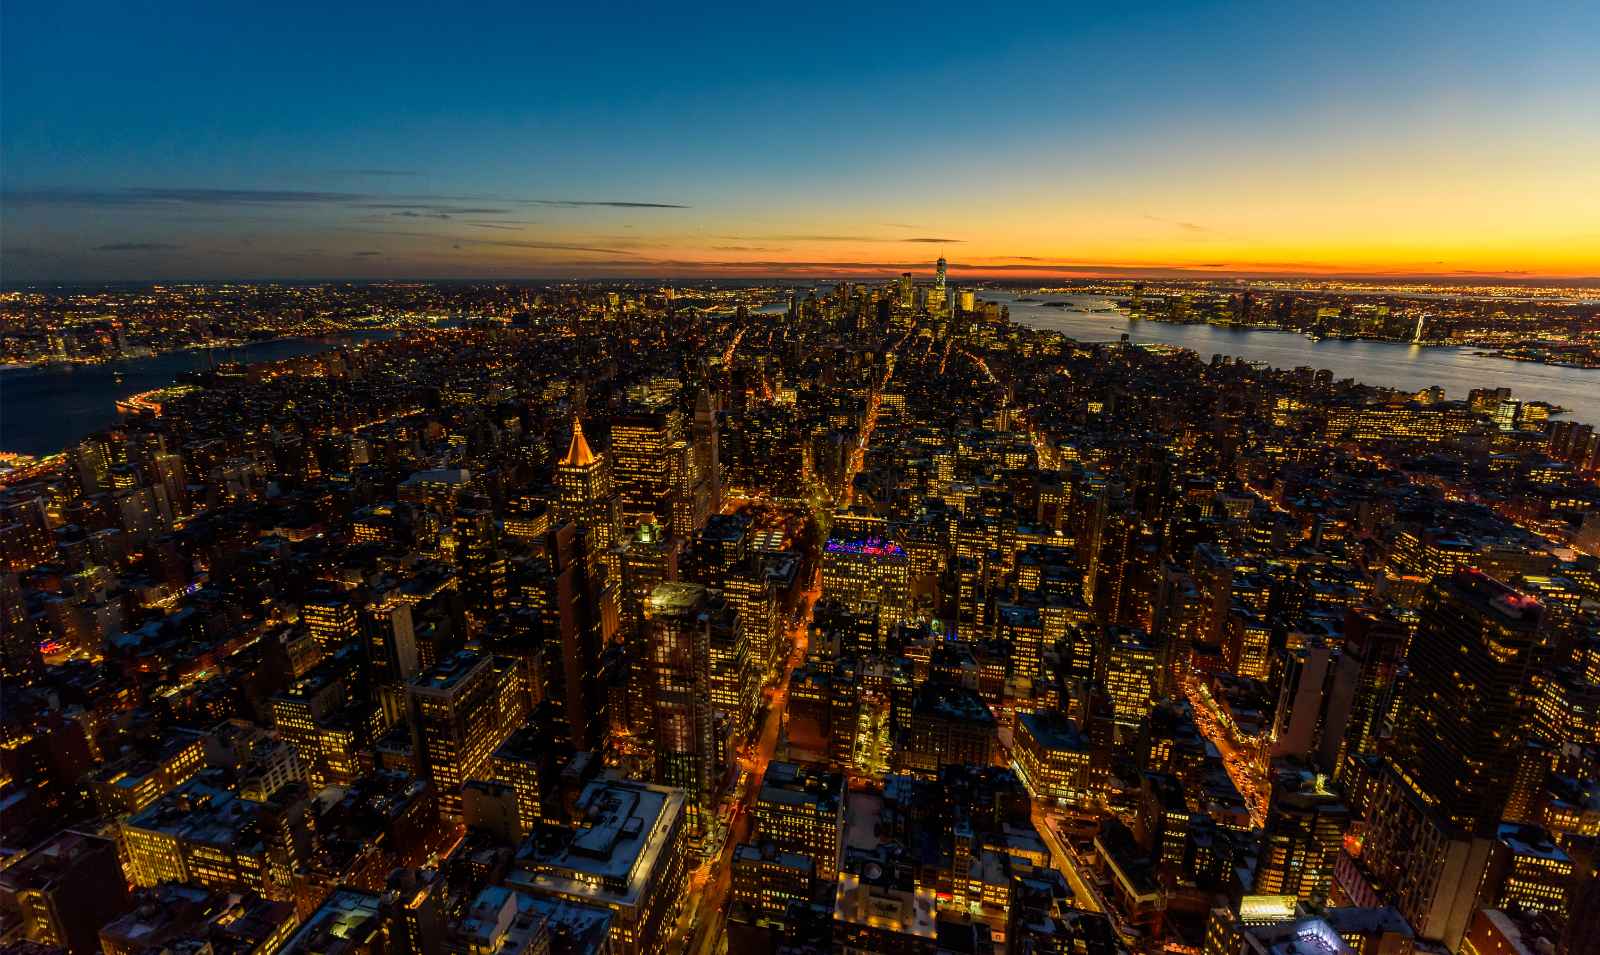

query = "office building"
[[0, 830, 130, 955], [555, 415, 622, 559], [1254, 771, 1348, 907], [409, 650, 526, 818], [752, 761, 845, 881], [507, 778, 689, 955]]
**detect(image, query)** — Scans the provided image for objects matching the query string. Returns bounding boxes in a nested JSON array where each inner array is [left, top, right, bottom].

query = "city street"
[[669, 572, 820, 955]]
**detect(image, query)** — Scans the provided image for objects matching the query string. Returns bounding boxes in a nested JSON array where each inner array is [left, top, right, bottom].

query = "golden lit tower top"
[[562, 414, 598, 468], [556, 414, 620, 560]]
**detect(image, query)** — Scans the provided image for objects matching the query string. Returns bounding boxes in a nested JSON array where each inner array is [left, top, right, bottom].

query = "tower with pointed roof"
[[555, 415, 621, 559]]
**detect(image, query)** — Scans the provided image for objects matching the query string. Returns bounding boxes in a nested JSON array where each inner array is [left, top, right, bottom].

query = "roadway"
[[672, 329, 907, 952], [669, 571, 820, 955], [1181, 675, 1270, 826]]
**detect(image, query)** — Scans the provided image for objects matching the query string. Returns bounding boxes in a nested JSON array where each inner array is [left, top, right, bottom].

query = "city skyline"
[[4, 1, 1599, 282], [1, 7, 1597, 955]]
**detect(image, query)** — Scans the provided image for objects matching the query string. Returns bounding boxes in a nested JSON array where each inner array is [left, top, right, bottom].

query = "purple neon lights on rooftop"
[[824, 537, 906, 559]]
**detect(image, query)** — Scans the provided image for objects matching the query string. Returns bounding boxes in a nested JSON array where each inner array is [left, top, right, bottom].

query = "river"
[[0, 331, 396, 456], [986, 291, 1600, 426]]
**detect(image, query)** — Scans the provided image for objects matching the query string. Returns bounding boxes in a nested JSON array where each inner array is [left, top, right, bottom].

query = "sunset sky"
[[4, 1, 1598, 282]]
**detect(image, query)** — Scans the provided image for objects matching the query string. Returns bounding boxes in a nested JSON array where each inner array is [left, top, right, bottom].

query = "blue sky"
[[4, 1, 1598, 281]]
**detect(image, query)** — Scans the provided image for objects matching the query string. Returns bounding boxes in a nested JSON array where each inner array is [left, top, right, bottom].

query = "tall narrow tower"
[[645, 582, 721, 839], [555, 415, 621, 558], [693, 386, 722, 521], [930, 255, 949, 313]]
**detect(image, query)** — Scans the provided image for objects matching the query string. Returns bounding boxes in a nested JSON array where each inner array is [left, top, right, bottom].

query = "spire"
[[562, 415, 597, 467]]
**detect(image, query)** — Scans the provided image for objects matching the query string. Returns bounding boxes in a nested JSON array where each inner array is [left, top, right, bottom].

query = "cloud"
[[338, 168, 419, 177], [349, 228, 642, 257], [1144, 214, 1212, 234], [360, 203, 511, 215], [727, 233, 960, 244], [3, 187, 686, 210], [99, 188, 369, 205], [91, 241, 183, 252], [352, 250, 383, 257], [523, 199, 689, 208], [711, 245, 783, 252]]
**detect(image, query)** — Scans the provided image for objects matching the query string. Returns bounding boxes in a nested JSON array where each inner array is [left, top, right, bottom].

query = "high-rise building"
[[751, 762, 845, 881], [644, 583, 721, 837], [1270, 638, 1359, 772], [1253, 771, 1348, 907], [453, 506, 507, 628], [1335, 605, 1408, 774], [408, 650, 525, 818], [1101, 626, 1164, 728], [731, 842, 815, 919], [491, 722, 571, 839], [556, 415, 621, 560], [1357, 571, 1547, 949], [123, 779, 308, 900], [274, 888, 385, 954], [929, 256, 949, 313], [611, 404, 684, 530], [0, 830, 130, 954], [1387, 570, 1544, 833], [98, 884, 297, 955], [618, 522, 678, 737], [821, 536, 909, 639], [1484, 824, 1573, 914], [1014, 709, 1104, 809], [506, 778, 689, 955], [302, 592, 360, 654], [512, 521, 619, 752]]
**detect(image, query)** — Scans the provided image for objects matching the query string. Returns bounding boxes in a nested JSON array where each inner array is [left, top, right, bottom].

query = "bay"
[[0, 331, 395, 456], [988, 291, 1600, 427]]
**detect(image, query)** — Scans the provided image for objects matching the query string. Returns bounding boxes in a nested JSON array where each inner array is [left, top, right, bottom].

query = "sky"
[[3, 1, 1598, 283]]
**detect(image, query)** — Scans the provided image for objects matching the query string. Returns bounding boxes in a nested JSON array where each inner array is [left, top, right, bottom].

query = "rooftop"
[[275, 888, 384, 954], [510, 779, 684, 910], [126, 780, 263, 851], [824, 536, 907, 560]]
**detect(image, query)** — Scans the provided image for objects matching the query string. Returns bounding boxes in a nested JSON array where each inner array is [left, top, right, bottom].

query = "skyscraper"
[[518, 522, 618, 752], [644, 582, 721, 838], [692, 385, 722, 527], [302, 592, 360, 654], [928, 256, 948, 312], [1357, 570, 1546, 948], [821, 535, 909, 639], [555, 415, 621, 560], [408, 649, 525, 818], [1253, 771, 1348, 907], [611, 404, 683, 530], [1387, 570, 1544, 833], [453, 506, 507, 629]]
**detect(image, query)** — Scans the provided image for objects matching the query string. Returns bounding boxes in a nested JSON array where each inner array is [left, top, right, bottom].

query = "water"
[[988, 291, 1600, 426], [0, 331, 396, 456]]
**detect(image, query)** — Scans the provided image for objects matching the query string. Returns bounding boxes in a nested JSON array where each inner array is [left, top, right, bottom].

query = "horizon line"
[[6, 271, 1600, 290]]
